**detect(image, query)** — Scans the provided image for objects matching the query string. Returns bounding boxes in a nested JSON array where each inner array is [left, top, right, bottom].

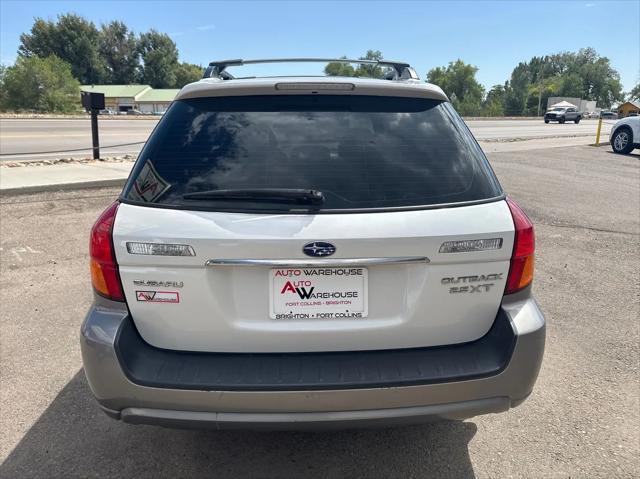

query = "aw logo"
[[137, 291, 156, 301], [136, 290, 179, 303], [127, 160, 170, 203], [280, 281, 315, 300]]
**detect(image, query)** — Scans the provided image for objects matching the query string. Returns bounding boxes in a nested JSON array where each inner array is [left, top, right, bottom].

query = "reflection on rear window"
[[123, 95, 502, 212]]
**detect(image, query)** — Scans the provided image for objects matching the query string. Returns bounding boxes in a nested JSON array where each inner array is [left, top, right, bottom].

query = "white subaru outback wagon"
[[81, 58, 545, 429]]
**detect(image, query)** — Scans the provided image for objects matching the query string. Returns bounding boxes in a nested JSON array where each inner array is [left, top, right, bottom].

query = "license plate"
[[269, 267, 368, 319]]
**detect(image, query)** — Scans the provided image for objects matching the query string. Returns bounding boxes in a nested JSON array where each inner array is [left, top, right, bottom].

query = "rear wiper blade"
[[182, 188, 325, 205]]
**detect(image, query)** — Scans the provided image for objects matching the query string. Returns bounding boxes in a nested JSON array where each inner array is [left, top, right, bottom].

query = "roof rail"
[[202, 58, 420, 81]]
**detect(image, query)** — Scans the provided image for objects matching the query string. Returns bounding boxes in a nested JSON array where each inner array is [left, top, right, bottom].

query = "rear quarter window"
[[122, 95, 502, 212]]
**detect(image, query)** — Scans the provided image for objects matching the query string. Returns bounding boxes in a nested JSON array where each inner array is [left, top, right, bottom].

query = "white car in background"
[[609, 116, 640, 154]]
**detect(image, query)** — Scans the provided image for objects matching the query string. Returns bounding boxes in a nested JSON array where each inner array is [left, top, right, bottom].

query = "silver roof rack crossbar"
[[202, 58, 420, 81]]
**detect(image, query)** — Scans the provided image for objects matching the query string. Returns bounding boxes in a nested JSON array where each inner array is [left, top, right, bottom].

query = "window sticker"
[[127, 160, 171, 203]]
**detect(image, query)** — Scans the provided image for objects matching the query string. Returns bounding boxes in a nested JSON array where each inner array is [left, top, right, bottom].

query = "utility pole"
[[537, 63, 544, 117]]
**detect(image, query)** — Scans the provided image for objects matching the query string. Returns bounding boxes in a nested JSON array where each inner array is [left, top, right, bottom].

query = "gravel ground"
[[0, 145, 638, 478]]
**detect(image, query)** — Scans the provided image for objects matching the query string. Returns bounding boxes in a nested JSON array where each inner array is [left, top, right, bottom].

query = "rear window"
[[122, 95, 502, 212]]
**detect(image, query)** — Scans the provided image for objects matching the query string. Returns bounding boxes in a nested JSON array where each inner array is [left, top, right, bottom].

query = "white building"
[[547, 96, 597, 113], [80, 85, 180, 114]]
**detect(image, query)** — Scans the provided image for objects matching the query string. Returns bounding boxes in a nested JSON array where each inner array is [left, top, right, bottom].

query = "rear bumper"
[[80, 296, 545, 429]]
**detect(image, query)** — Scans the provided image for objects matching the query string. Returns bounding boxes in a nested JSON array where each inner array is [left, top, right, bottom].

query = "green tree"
[[173, 62, 203, 87], [504, 63, 531, 116], [1, 56, 80, 112], [354, 50, 385, 78], [482, 84, 506, 116], [628, 83, 640, 101], [0, 65, 7, 107], [570, 48, 623, 106], [325, 51, 388, 78], [427, 60, 484, 116], [523, 78, 561, 116], [485, 84, 506, 105], [324, 56, 356, 77], [137, 30, 179, 88], [18, 14, 106, 84], [558, 72, 584, 98], [503, 48, 624, 115], [99, 21, 139, 84]]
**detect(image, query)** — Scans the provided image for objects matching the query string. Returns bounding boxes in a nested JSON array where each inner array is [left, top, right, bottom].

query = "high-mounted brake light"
[[275, 82, 355, 91], [505, 197, 535, 294], [90, 201, 124, 301]]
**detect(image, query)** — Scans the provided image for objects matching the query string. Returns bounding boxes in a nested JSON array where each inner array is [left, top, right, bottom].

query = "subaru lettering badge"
[[303, 241, 336, 257]]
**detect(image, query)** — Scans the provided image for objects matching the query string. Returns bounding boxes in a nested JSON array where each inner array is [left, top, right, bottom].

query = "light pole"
[[537, 64, 544, 117]]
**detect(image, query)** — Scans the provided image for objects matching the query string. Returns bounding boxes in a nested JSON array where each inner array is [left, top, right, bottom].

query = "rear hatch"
[[114, 93, 512, 353]]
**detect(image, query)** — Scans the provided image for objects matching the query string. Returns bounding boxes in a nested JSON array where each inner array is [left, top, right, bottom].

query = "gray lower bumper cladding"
[[80, 296, 545, 429]]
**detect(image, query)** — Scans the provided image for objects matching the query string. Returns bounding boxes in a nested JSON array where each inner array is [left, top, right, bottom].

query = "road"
[[1, 144, 638, 478], [468, 117, 614, 140], [0, 118, 158, 161], [0, 117, 615, 162]]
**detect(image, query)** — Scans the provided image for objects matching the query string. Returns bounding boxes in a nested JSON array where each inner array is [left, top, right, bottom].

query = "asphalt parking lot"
[[0, 145, 638, 478]]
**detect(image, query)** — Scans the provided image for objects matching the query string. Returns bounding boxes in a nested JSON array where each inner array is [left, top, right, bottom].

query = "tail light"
[[90, 201, 124, 301], [505, 197, 535, 294]]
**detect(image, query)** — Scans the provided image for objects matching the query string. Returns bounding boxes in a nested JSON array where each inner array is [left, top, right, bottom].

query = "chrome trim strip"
[[205, 257, 429, 267]]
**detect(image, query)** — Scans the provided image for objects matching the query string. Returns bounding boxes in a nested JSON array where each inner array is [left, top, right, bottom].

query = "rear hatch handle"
[[205, 257, 429, 267]]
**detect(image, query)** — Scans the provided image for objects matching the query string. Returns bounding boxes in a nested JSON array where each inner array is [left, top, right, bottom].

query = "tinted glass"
[[122, 95, 502, 212]]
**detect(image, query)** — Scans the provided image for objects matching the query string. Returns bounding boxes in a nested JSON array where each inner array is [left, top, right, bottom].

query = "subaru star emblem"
[[303, 241, 336, 257]]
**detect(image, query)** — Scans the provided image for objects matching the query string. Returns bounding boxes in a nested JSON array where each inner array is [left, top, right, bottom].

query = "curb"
[[0, 177, 127, 196]]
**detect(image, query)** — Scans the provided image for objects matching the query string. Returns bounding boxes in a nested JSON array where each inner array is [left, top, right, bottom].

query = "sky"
[[1, 0, 638, 91]]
